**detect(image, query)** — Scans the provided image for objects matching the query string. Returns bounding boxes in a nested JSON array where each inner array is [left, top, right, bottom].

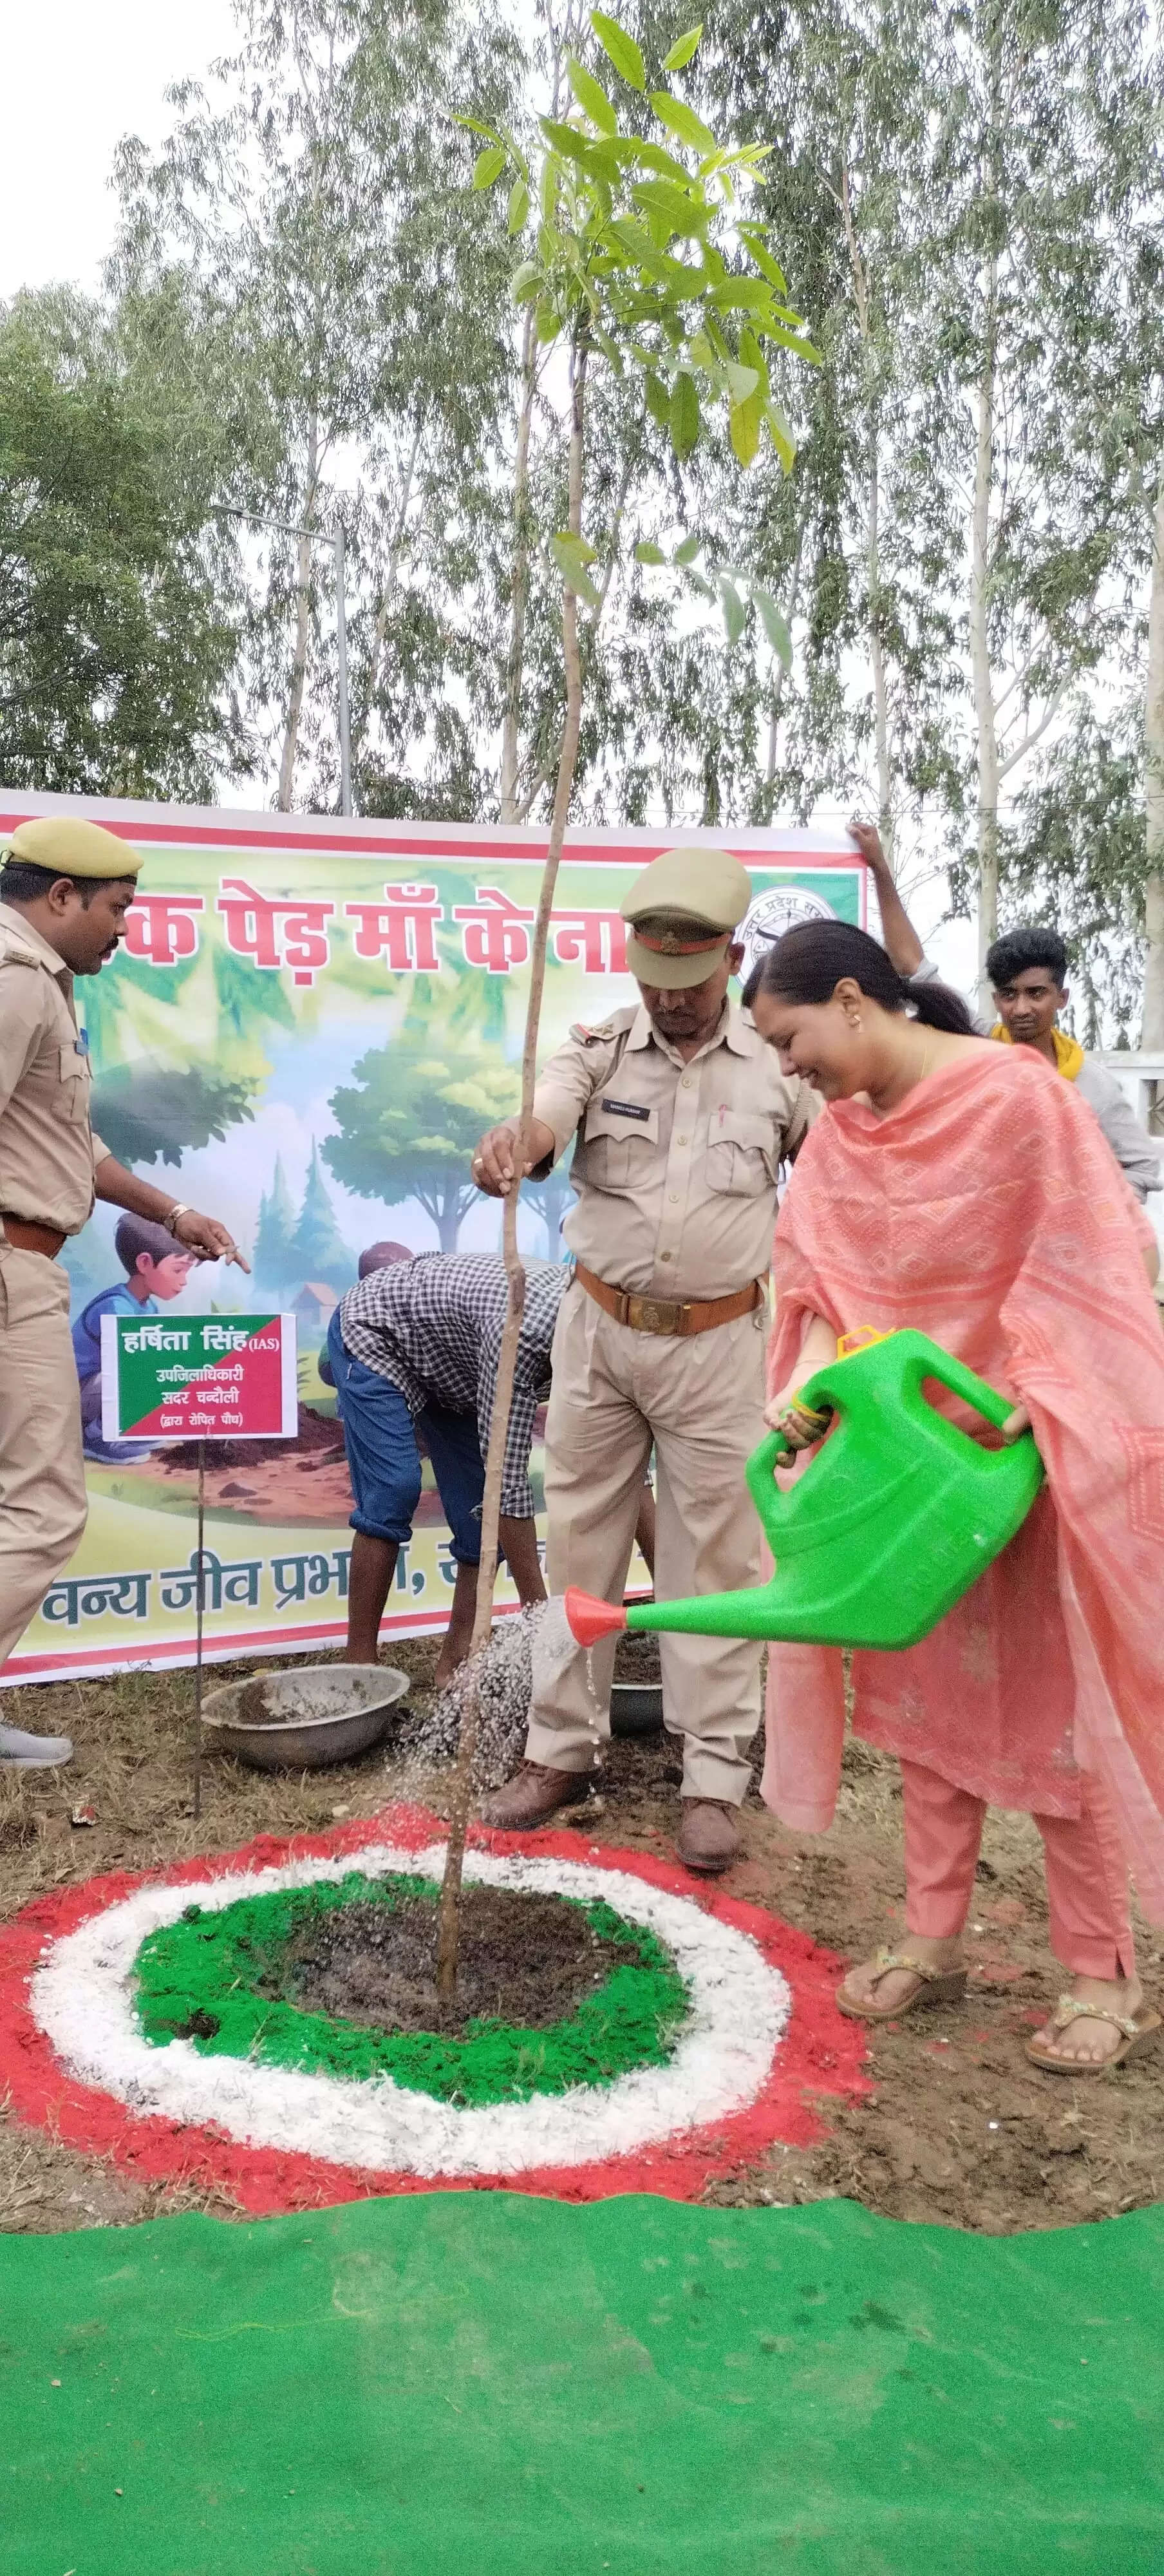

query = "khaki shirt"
[[532, 1001, 817, 1301], [0, 902, 109, 1233]]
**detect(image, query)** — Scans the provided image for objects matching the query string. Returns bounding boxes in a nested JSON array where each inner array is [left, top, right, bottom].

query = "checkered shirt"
[[337, 1253, 565, 1517]]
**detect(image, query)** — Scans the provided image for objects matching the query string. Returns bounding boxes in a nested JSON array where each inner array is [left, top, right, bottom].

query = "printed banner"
[[100, 1313, 297, 1443], [0, 793, 865, 1681]]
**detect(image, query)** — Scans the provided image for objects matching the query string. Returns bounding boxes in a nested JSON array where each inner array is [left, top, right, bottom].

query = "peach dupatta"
[[762, 1045, 1164, 1920]]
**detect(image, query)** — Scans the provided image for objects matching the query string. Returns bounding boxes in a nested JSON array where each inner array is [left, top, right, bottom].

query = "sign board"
[[100, 1314, 297, 1444], [0, 790, 867, 1682]]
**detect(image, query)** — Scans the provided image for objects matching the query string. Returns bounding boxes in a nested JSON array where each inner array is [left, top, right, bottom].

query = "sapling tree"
[[435, 6, 817, 1996]]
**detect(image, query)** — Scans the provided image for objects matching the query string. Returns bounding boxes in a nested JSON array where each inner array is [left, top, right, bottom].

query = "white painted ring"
[[32, 1843, 789, 2179]]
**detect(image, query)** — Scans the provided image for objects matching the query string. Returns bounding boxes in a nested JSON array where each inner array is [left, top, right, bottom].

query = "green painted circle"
[[133, 1871, 691, 2107]]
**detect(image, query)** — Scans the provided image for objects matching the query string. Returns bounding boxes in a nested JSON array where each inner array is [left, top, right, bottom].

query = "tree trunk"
[[1141, 482, 1164, 1048], [277, 412, 319, 812], [868, 428, 893, 863], [436, 338, 588, 2002], [356, 419, 424, 758], [499, 310, 538, 825], [762, 517, 802, 822], [970, 260, 999, 1016], [436, 1190, 464, 1255]]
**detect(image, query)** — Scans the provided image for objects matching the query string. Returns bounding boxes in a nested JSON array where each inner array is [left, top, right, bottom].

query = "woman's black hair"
[[742, 919, 975, 1035]]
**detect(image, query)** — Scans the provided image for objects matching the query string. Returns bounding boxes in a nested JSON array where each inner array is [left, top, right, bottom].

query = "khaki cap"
[[5, 815, 142, 880], [621, 844, 751, 989]]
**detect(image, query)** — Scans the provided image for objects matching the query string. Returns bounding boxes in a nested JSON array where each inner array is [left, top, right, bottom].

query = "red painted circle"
[[0, 1806, 870, 2215]]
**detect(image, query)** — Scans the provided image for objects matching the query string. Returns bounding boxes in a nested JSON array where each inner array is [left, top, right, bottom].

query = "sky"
[[2, 0, 239, 302]]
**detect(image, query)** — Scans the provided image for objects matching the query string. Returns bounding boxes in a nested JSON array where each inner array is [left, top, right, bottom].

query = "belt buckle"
[[628, 1294, 682, 1335]]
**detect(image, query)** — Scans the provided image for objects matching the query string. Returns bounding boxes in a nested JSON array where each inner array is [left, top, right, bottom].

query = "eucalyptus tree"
[[0, 285, 241, 797], [113, 0, 521, 812]]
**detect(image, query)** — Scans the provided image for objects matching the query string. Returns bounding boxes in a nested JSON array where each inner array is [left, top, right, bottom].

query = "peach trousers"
[[899, 1757, 1135, 1982]]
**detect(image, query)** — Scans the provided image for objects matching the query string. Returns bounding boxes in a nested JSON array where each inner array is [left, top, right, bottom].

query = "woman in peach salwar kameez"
[[744, 919, 1164, 2075]]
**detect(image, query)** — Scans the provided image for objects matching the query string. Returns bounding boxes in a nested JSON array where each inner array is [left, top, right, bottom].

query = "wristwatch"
[[165, 1203, 192, 1236]]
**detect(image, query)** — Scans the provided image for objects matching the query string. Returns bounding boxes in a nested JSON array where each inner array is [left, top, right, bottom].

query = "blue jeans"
[[326, 1311, 484, 1564]]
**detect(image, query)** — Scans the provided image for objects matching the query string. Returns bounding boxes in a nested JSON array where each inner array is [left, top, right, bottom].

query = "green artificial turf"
[[3, 2192, 1163, 2574]]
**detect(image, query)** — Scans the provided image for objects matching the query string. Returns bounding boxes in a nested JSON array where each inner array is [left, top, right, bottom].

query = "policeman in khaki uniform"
[[0, 816, 245, 1768], [473, 847, 816, 1873]]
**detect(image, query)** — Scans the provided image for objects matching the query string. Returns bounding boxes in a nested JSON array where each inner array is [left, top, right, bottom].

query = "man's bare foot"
[[433, 1642, 471, 1688], [838, 1934, 964, 2018], [342, 1647, 379, 1666], [1028, 1973, 1149, 2071]]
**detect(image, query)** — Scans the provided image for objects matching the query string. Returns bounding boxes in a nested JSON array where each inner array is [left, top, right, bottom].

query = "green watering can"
[[564, 1328, 1044, 1655]]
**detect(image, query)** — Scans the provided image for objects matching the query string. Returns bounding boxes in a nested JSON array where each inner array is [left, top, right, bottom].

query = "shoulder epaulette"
[[568, 1019, 618, 1045]]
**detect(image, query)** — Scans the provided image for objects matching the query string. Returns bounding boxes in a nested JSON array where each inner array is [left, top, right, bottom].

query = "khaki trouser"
[[0, 1249, 88, 1670], [525, 1280, 767, 1803]]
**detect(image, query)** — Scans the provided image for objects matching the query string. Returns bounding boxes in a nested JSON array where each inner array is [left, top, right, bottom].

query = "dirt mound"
[[270, 1886, 641, 2037]]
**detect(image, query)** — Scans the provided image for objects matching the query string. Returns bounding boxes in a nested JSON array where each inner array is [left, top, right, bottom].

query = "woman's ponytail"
[[742, 918, 976, 1036]]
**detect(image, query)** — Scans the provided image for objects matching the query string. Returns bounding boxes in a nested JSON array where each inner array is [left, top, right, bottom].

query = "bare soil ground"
[[1, 1637, 1160, 2237]]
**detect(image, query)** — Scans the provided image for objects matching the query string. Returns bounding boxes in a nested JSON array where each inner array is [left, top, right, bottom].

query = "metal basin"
[[202, 1663, 410, 1772], [610, 1680, 664, 1738]]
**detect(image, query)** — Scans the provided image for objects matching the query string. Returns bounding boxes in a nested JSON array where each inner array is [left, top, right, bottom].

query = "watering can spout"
[[559, 1331, 1044, 1657], [563, 1588, 628, 1649]]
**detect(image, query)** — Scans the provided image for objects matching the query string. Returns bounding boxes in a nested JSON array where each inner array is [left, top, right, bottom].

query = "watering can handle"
[[745, 1427, 794, 1517], [745, 1340, 1024, 1522], [902, 1343, 1018, 1436]]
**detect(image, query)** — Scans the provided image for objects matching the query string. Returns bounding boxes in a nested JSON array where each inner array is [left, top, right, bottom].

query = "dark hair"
[[114, 1213, 183, 1272], [985, 925, 1068, 990], [0, 860, 132, 908], [358, 1240, 413, 1280], [742, 919, 975, 1033]]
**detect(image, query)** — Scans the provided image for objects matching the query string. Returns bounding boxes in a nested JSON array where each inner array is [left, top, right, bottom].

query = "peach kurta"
[[762, 1046, 1164, 1918]]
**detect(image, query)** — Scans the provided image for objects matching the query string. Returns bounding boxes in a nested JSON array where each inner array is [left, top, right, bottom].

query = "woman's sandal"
[[835, 1948, 968, 2024], [1026, 1995, 1162, 2076]]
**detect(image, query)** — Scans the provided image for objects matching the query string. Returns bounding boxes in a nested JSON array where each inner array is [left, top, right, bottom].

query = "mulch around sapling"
[[272, 1885, 641, 2036], [1, 1631, 1162, 2235]]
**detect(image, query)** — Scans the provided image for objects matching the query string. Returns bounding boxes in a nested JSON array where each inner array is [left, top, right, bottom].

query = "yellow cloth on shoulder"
[[990, 1021, 1085, 1081]]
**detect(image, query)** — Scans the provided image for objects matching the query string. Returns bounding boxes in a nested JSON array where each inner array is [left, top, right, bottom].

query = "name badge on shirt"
[[600, 1097, 650, 1121], [75, 1030, 89, 1056]]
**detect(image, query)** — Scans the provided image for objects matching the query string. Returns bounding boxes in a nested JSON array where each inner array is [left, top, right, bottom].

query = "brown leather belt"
[[574, 1260, 767, 1338], [1, 1215, 67, 1258]]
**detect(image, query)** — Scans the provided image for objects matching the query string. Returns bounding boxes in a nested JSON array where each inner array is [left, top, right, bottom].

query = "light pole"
[[213, 502, 353, 816]]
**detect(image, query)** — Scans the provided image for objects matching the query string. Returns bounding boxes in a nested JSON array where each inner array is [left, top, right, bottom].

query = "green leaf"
[[712, 277, 773, 313], [724, 361, 760, 403], [511, 259, 541, 303], [624, 140, 695, 184], [567, 55, 617, 135], [590, 10, 646, 90], [473, 144, 507, 189], [540, 116, 594, 167], [729, 390, 762, 466], [550, 530, 602, 604], [633, 179, 706, 236], [762, 399, 796, 471], [738, 225, 788, 295], [535, 298, 562, 344], [664, 24, 703, 70], [670, 371, 700, 460], [756, 319, 823, 364], [755, 588, 793, 670], [650, 93, 718, 155], [507, 177, 530, 235], [644, 373, 671, 427], [719, 578, 746, 646], [553, 528, 598, 567], [635, 539, 667, 564], [673, 532, 701, 564], [456, 116, 503, 141]]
